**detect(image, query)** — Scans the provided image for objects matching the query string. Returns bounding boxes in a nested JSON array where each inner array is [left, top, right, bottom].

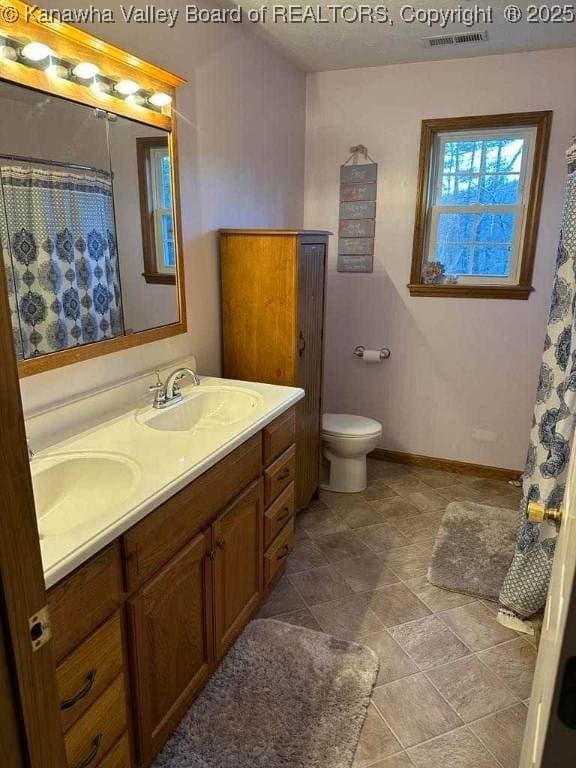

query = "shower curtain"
[[0, 164, 124, 360], [498, 136, 576, 633]]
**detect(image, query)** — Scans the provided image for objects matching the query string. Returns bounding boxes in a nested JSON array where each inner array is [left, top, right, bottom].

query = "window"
[[409, 113, 552, 299], [136, 136, 176, 285]]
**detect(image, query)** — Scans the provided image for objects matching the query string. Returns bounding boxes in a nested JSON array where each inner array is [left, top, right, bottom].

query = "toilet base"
[[320, 449, 368, 494]]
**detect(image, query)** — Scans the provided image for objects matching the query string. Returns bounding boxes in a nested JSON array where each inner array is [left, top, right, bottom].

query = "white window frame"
[[425, 126, 537, 286], [149, 146, 174, 275]]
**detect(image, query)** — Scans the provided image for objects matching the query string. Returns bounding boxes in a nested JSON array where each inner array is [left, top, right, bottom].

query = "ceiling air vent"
[[424, 30, 489, 48]]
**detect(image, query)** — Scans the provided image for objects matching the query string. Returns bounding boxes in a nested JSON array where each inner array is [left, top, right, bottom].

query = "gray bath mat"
[[153, 618, 379, 768], [428, 501, 518, 601]]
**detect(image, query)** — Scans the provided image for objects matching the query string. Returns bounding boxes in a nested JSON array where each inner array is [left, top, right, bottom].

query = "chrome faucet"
[[149, 367, 201, 409]]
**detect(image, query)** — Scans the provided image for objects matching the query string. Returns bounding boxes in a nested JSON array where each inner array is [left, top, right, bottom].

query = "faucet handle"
[[149, 369, 164, 392]]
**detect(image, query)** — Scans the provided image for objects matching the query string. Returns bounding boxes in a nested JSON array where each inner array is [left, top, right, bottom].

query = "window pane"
[[437, 212, 474, 242], [439, 175, 479, 205], [472, 246, 511, 276], [476, 213, 514, 243], [160, 154, 172, 209], [161, 213, 175, 268], [435, 243, 470, 274], [479, 173, 520, 204], [485, 138, 524, 173]]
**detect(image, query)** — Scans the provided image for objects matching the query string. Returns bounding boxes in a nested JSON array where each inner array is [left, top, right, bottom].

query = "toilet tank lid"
[[322, 413, 382, 437]]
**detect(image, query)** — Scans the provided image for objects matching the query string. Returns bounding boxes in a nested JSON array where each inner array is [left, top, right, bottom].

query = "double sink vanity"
[[33, 373, 302, 767]]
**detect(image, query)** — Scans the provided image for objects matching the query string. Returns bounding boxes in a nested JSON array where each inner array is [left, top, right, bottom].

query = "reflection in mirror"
[[108, 116, 179, 334], [0, 80, 181, 364]]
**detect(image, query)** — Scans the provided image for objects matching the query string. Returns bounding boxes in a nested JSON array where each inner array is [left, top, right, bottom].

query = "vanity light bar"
[[0, 35, 172, 113]]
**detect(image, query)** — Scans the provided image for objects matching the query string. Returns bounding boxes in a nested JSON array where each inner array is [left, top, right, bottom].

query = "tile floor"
[[258, 459, 537, 768]]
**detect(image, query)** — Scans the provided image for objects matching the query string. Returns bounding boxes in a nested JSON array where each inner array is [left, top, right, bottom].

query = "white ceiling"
[[233, 0, 576, 71]]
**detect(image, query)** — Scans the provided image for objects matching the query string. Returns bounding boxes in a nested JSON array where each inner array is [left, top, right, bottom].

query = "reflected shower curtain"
[[0, 164, 124, 360], [498, 136, 576, 633]]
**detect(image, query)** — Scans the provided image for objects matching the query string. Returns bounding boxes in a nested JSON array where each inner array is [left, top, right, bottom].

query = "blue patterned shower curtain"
[[0, 164, 124, 360], [498, 137, 576, 633]]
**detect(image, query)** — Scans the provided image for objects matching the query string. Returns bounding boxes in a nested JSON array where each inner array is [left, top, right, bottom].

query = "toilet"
[[321, 413, 383, 493]]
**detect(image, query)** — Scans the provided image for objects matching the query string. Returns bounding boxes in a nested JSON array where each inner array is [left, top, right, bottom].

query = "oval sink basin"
[[141, 387, 263, 433], [32, 452, 141, 538]]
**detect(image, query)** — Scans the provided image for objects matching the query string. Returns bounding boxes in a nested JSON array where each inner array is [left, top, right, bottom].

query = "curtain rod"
[[0, 153, 111, 177]]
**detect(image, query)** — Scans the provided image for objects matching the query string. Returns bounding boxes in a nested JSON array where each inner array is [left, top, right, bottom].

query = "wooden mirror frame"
[[0, 0, 187, 377]]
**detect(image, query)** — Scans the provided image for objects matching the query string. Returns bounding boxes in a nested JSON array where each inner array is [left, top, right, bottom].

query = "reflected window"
[[136, 137, 176, 285]]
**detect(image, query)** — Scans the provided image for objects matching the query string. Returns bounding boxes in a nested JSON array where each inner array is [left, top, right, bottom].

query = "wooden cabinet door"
[[127, 532, 214, 765], [213, 480, 263, 660], [295, 241, 326, 510]]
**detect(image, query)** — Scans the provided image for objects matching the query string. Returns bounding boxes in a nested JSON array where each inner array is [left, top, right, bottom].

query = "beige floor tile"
[[320, 489, 367, 510], [353, 703, 403, 767], [365, 496, 423, 518], [414, 538, 438, 559], [408, 727, 500, 768], [439, 602, 518, 651], [363, 481, 400, 502], [382, 545, 431, 580], [297, 504, 350, 537], [385, 477, 432, 495], [362, 630, 419, 685], [404, 576, 476, 612], [365, 754, 414, 768], [356, 523, 412, 553], [314, 530, 372, 563], [436, 484, 488, 503], [470, 704, 528, 768], [338, 500, 396, 529], [332, 552, 400, 592], [391, 512, 445, 545], [407, 490, 448, 513], [390, 616, 470, 670], [478, 638, 537, 699], [289, 565, 352, 606], [372, 673, 462, 748], [285, 536, 328, 574], [258, 577, 306, 617], [310, 593, 384, 640], [427, 656, 518, 722], [481, 492, 521, 509], [272, 607, 322, 632], [368, 460, 414, 479], [411, 470, 464, 488], [367, 583, 431, 627]]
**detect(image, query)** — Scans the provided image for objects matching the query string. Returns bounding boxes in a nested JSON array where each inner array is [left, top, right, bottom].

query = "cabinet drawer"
[[97, 734, 131, 768], [263, 408, 296, 465], [264, 482, 295, 549], [264, 517, 294, 588], [57, 612, 124, 732], [49, 544, 123, 662], [123, 433, 262, 592], [264, 445, 295, 506], [65, 674, 127, 768]]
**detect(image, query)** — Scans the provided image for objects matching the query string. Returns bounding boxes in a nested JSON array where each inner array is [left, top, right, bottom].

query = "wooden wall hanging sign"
[[338, 146, 377, 273]]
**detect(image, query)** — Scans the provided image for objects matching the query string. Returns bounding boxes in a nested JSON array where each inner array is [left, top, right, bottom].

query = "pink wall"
[[20, 2, 306, 414], [305, 48, 576, 470]]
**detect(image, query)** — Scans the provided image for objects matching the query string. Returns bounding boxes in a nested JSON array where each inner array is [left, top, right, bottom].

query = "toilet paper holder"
[[353, 345, 391, 360]]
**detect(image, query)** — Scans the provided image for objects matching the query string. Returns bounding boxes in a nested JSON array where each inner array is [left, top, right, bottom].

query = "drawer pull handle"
[[217, 539, 225, 550], [71, 733, 102, 768], [298, 331, 306, 356], [276, 545, 291, 561], [276, 510, 290, 525], [277, 469, 291, 481], [60, 669, 96, 710]]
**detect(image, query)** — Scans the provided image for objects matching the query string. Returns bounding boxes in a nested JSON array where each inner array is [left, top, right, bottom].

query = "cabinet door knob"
[[60, 669, 96, 710], [217, 539, 225, 550], [71, 733, 102, 768]]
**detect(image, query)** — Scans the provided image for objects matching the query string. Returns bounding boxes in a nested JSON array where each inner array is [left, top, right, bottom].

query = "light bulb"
[[115, 79, 139, 96], [45, 63, 68, 79], [73, 62, 99, 79], [0, 44, 17, 61], [149, 92, 172, 108], [21, 42, 52, 61]]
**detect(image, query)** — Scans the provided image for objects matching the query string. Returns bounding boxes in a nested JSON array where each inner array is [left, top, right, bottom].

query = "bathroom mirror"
[[0, 17, 185, 376]]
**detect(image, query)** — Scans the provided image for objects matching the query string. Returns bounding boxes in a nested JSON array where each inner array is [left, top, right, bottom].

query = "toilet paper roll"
[[362, 349, 382, 362]]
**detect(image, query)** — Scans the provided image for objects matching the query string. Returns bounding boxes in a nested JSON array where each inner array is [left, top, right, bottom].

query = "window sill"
[[142, 272, 176, 286], [407, 283, 533, 300]]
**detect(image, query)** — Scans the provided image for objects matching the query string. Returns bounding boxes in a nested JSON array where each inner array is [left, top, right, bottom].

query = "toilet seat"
[[322, 413, 382, 438]]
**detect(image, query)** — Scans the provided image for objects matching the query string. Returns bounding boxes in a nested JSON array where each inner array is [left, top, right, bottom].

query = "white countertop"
[[35, 376, 303, 588]]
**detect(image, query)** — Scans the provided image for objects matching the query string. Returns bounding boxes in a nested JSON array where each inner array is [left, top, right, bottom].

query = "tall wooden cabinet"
[[220, 230, 330, 511]]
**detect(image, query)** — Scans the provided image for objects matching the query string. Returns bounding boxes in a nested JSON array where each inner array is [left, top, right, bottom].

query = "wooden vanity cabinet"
[[48, 413, 297, 767], [127, 532, 214, 765], [220, 229, 329, 511]]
